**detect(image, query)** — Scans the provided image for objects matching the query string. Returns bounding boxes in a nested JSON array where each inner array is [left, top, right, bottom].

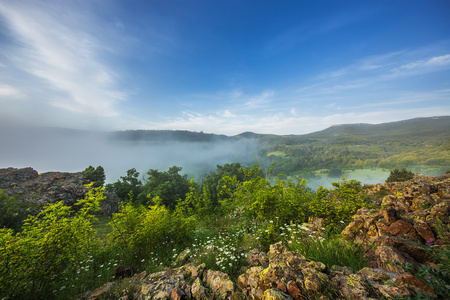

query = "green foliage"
[[105, 168, 143, 203], [200, 162, 263, 210], [0, 183, 104, 299], [309, 178, 369, 231], [108, 201, 196, 265], [0, 189, 38, 231], [281, 223, 367, 271], [385, 168, 415, 182], [139, 166, 190, 209], [82, 165, 106, 187], [222, 164, 312, 226]]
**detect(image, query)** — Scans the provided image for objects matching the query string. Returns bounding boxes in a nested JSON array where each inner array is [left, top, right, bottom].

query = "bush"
[[385, 168, 414, 182], [108, 200, 196, 266], [0, 184, 104, 299], [0, 190, 38, 231], [309, 178, 369, 232]]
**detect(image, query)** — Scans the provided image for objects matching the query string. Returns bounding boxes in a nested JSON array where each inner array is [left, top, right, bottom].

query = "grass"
[[92, 214, 113, 239], [279, 223, 368, 271]]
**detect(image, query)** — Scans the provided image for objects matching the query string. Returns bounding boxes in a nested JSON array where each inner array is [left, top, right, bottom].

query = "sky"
[[0, 0, 449, 135]]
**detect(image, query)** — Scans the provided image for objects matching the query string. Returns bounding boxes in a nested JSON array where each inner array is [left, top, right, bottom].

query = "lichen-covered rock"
[[375, 245, 417, 274], [248, 248, 269, 267], [335, 273, 373, 300], [0, 167, 119, 213], [174, 248, 191, 266], [394, 273, 436, 298], [203, 269, 236, 299], [263, 288, 293, 300], [191, 277, 209, 300]]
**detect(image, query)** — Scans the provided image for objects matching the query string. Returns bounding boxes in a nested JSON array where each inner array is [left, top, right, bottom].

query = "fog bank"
[[0, 125, 258, 182]]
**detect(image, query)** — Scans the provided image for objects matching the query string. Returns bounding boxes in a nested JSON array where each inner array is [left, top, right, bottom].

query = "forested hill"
[[256, 116, 450, 174], [108, 116, 450, 144], [108, 129, 230, 143]]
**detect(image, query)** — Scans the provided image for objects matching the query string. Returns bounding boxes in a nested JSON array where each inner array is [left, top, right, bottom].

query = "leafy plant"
[[385, 168, 415, 183], [82, 165, 106, 187], [0, 184, 105, 299], [309, 178, 369, 232], [108, 200, 196, 266], [0, 189, 38, 231]]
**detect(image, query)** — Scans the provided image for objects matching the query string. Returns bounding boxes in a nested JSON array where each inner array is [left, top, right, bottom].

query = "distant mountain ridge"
[[109, 116, 450, 142]]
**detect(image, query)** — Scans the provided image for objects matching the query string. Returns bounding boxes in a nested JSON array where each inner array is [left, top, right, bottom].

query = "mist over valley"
[[1, 116, 449, 189]]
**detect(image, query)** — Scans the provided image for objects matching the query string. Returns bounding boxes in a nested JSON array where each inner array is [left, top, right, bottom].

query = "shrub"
[[0, 184, 104, 299], [385, 168, 414, 182], [0, 190, 38, 231], [309, 178, 369, 232], [108, 199, 196, 266]]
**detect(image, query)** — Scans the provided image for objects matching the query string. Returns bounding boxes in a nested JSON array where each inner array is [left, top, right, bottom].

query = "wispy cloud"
[[150, 103, 450, 136], [0, 84, 23, 99], [0, 1, 125, 118], [298, 49, 450, 99]]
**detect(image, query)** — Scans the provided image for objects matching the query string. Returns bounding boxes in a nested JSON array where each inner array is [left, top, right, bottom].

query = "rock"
[[171, 285, 189, 300], [203, 269, 236, 299], [375, 245, 417, 273], [191, 277, 209, 300], [286, 281, 303, 300], [174, 248, 191, 266], [394, 273, 436, 297], [373, 283, 410, 299], [387, 220, 414, 236], [381, 208, 397, 225], [248, 248, 269, 267], [377, 235, 430, 263], [333, 273, 373, 300], [0, 167, 119, 213], [413, 219, 435, 242], [357, 267, 392, 283], [263, 289, 293, 300]]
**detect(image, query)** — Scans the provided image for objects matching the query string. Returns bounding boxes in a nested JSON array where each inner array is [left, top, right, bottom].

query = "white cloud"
[[0, 84, 23, 99], [0, 1, 125, 118], [388, 54, 450, 78]]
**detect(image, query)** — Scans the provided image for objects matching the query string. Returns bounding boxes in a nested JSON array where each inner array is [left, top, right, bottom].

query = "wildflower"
[[141, 259, 145, 262], [426, 238, 436, 246]]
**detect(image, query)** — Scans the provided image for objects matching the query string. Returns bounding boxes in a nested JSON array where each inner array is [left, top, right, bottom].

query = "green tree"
[[386, 168, 415, 182], [139, 166, 190, 209], [200, 162, 263, 210], [0, 190, 38, 231], [105, 168, 143, 202], [82, 165, 106, 187]]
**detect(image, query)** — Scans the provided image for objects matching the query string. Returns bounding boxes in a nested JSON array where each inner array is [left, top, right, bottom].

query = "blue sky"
[[0, 0, 449, 135]]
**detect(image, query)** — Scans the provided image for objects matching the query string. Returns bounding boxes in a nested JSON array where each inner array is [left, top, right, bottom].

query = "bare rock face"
[[0, 167, 119, 214], [342, 174, 450, 275]]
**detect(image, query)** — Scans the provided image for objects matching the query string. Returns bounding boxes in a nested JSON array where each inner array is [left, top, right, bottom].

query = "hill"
[[253, 116, 450, 175]]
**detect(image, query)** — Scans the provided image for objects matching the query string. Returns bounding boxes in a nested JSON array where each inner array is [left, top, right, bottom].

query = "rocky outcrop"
[[84, 242, 436, 300], [343, 174, 450, 275], [83, 263, 236, 300], [0, 167, 119, 214]]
